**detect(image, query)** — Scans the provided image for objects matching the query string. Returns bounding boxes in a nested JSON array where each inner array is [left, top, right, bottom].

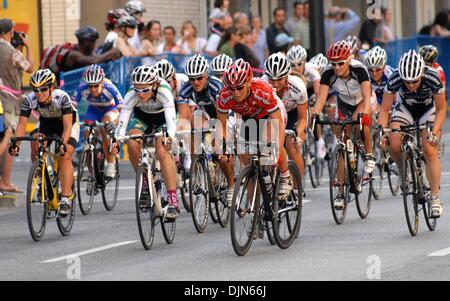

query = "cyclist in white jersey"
[[154, 59, 189, 101], [210, 54, 233, 83], [313, 41, 375, 210], [378, 50, 446, 218], [113, 65, 180, 219], [263, 52, 308, 176]]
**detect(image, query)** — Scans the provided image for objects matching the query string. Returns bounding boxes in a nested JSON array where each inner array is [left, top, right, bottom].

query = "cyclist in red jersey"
[[216, 59, 293, 199], [419, 45, 447, 91]]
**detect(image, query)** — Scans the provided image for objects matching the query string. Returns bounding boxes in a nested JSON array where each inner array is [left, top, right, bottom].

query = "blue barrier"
[[384, 35, 450, 93]]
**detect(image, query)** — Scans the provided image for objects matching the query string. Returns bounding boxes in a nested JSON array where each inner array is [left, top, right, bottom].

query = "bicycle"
[[230, 139, 302, 256], [173, 138, 191, 213], [77, 120, 119, 215], [177, 128, 230, 232], [313, 113, 374, 225], [116, 128, 176, 250], [10, 136, 76, 241], [382, 122, 437, 237], [305, 100, 325, 189]]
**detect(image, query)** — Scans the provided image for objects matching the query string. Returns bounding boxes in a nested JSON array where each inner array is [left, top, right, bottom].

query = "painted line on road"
[[41, 240, 138, 263], [428, 247, 450, 257]]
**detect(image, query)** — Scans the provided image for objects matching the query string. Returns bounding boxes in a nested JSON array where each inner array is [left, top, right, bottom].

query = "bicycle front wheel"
[[102, 157, 120, 211], [272, 161, 303, 249], [230, 165, 259, 256], [421, 158, 437, 232], [77, 149, 95, 215], [57, 182, 76, 236], [371, 134, 384, 200], [387, 156, 400, 196], [189, 158, 210, 233], [26, 161, 48, 242], [135, 165, 155, 250], [402, 151, 419, 237], [355, 148, 373, 219], [329, 145, 349, 225]]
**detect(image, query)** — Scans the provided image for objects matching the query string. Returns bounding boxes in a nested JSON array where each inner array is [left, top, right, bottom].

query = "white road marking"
[[428, 247, 450, 257], [41, 240, 138, 263]]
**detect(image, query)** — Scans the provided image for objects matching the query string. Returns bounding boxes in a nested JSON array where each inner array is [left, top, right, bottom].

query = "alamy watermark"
[[366, 255, 381, 280], [66, 256, 81, 280], [366, 0, 382, 20]]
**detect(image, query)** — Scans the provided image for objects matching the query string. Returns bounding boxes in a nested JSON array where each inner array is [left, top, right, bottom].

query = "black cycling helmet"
[[419, 45, 439, 65], [75, 26, 99, 42], [117, 16, 138, 28]]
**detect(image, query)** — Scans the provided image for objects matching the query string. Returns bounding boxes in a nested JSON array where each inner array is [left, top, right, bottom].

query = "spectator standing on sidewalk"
[[0, 18, 34, 193], [325, 6, 361, 48], [206, 15, 233, 57], [266, 8, 291, 54], [251, 15, 268, 70], [285, 1, 304, 36], [292, 1, 311, 58]]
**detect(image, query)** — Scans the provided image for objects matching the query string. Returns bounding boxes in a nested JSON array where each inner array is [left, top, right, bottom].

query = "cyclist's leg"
[[101, 109, 120, 164], [285, 110, 304, 177], [354, 101, 373, 156], [389, 104, 414, 170], [126, 118, 146, 172], [420, 109, 441, 197]]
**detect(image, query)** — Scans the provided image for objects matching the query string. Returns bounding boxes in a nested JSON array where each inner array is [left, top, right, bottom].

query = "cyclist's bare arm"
[[11, 116, 29, 148], [216, 111, 229, 145], [378, 92, 396, 127], [361, 81, 373, 115], [269, 109, 286, 148], [312, 79, 321, 99], [297, 103, 308, 142], [62, 113, 73, 145], [177, 103, 191, 130], [313, 84, 330, 115]]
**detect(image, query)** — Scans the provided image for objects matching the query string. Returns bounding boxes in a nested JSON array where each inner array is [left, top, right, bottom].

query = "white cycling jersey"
[[303, 62, 321, 89], [261, 74, 308, 112], [115, 79, 176, 138], [174, 73, 189, 100]]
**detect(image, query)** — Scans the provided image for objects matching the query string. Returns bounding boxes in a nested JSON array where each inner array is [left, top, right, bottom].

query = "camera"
[[11, 31, 25, 49]]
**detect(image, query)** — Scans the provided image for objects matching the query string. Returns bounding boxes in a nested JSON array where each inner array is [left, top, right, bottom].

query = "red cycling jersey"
[[432, 62, 446, 89], [217, 79, 280, 119]]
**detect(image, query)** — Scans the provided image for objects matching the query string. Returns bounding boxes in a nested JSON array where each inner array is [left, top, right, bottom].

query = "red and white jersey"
[[432, 62, 446, 89], [217, 79, 283, 120]]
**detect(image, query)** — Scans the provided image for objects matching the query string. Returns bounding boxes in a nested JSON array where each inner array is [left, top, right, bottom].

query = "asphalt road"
[[1, 123, 450, 281]]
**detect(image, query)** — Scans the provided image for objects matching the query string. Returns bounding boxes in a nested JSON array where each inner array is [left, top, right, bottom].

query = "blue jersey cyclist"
[[72, 64, 123, 178]]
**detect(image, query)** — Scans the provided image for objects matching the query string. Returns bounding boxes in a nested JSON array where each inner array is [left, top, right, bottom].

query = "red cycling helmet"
[[327, 40, 352, 62], [107, 9, 129, 27], [223, 59, 253, 89]]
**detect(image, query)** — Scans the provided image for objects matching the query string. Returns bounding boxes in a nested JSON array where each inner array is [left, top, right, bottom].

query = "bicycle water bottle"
[[347, 140, 356, 170]]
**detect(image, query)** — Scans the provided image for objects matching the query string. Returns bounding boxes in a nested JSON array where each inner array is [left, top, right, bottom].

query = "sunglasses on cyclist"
[[88, 84, 101, 89], [33, 86, 50, 93], [134, 87, 153, 94], [331, 61, 347, 67], [229, 85, 246, 92], [290, 62, 305, 68], [404, 79, 420, 85], [369, 67, 384, 73], [189, 76, 204, 82]]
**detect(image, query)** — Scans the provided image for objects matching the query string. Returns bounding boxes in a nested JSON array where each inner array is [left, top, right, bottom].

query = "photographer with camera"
[[0, 18, 34, 194], [325, 6, 361, 48]]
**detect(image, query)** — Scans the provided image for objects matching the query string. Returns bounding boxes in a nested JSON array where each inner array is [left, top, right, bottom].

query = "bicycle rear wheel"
[[102, 157, 120, 211], [387, 156, 400, 196], [230, 165, 259, 256], [77, 149, 95, 215], [189, 158, 209, 233], [57, 181, 76, 236], [402, 151, 419, 237], [26, 161, 48, 242], [136, 165, 156, 250], [329, 145, 349, 225], [421, 158, 437, 231], [178, 168, 191, 213], [272, 161, 303, 249], [355, 148, 373, 219], [306, 131, 320, 189]]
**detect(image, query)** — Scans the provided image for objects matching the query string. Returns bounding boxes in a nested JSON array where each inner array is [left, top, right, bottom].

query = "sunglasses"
[[189, 76, 204, 82], [88, 84, 101, 89], [290, 62, 305, 68], [369, 67, 384, 73], [33, 86, 50, 93], [230, 85, 246, 92], [134, 87, 152, 94], [404, 79, 420, 85], [331, 61, 347, 67]]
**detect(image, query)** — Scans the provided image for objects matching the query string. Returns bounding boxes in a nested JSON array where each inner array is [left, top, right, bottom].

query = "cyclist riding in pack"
[[216, 59, 292, 199], [309, 53, 329, 76], [364, 46, 394, 113], [154, 59, 189, 101], [346, 35, 366, 63], [378, 50, 446, 218], [262, 52, 308, 176], [313, 40, 375, 210], [419, 45, 446, 91], [10, 69, 80, 217], [114, 65, 179, 220], [210, 54, 233, 83], [72, 64, 123, 178]]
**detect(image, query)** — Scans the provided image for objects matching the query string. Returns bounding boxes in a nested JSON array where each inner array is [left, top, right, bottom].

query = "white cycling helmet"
[[131, 65, 158, 85], [398, 50, 425, 82], [264, 52, 291, 80], [83, 64, 105, 85], [309, 53, 329, 75], [210, 54, 233, 75], [365, 46, 387, 69], [185, 54, 209, 78], [287, 45, 308, 65], [125, 0, 146, 15], [155, 59, 175, 82]]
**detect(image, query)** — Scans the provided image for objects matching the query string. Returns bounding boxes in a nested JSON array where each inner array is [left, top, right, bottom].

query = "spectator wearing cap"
[[285, 1, 304, 36], [0, 18, 34, 193], [266, 8, 291, 55], [325, 6, 361, 48], [275, 33, 294, 54], [62, 26, 119, 73]]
